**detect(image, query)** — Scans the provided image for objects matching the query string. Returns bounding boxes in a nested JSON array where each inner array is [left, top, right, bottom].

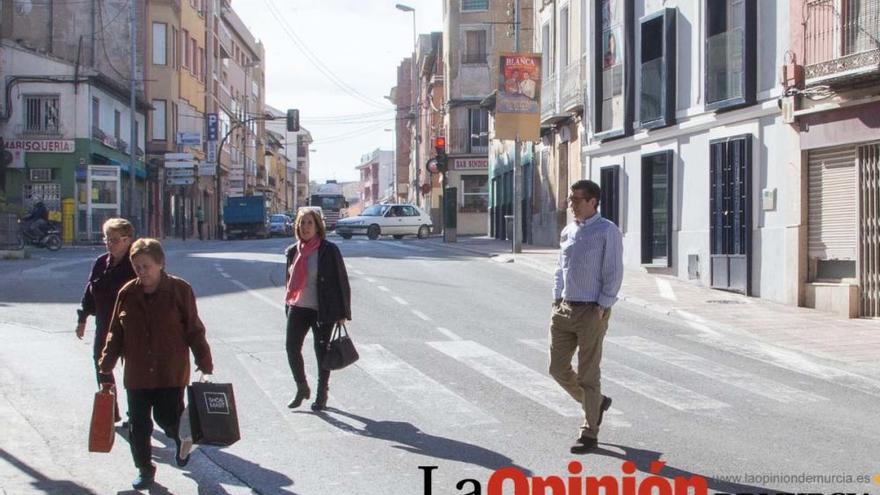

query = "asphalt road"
[[1, 236, 878, 494]]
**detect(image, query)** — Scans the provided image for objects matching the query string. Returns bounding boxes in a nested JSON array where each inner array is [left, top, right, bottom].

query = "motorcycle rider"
[[23, 200, 50, 240]]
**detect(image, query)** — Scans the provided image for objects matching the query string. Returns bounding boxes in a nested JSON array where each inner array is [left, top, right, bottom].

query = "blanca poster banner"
[[496, 52, 542, 141]]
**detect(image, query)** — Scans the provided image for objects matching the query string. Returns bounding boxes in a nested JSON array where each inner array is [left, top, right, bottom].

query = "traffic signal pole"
[[512, 0, 523, 253]]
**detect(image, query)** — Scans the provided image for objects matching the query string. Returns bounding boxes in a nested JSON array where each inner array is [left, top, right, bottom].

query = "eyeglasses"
[[103, 236, 129, 245]]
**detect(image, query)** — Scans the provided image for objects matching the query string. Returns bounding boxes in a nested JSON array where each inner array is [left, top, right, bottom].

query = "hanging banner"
[[495, 52, 541, 141]]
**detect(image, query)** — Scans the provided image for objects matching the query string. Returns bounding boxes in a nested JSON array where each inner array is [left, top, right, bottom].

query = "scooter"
[[17, 218, 63, 251]]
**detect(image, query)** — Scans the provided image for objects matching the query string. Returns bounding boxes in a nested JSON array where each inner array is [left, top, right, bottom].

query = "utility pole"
[[129, 0, 138, 230], [512, 0, 523, 253]]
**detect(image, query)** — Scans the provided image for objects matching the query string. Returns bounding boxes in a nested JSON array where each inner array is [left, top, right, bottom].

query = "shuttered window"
[[808, 146, 857, 262]]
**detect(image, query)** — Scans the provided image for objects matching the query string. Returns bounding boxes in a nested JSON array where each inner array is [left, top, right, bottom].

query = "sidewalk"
[[424, 236, 880, 374]]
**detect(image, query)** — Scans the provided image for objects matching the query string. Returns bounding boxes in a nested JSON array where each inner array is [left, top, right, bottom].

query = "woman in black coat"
[[284, 209, 351, 411], [75, 218, 137, 421]]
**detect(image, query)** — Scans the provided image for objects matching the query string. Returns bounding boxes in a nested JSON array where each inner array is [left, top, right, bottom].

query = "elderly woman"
[[76, 218, 137, 421], [284, 208, 351, 412], [98, 238, 213, 490]]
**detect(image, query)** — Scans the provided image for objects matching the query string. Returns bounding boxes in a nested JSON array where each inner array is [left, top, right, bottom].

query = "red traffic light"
[[433, 136, 446, 153]]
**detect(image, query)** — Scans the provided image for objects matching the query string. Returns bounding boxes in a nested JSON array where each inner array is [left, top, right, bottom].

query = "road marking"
[[435, 327, 462, 341], [680, 333, 880, 397], [377, 285, 390, 292], [655, 278, 677, 301], [220, 272, 231, 278], [428, 340, 629, 427], [188, 252, 285, 263], [353, 269, 365, 276], [364, 277, 377, 283], [383, 241, 435, 252], [228, 279, 284, 311], [411, 309, 430, 321], [21, 257, 92, 276], [356, 344, 497, 427], [520, 338, 728, 413], [392, 296, 409, 306], [607, 336, 827, 403]]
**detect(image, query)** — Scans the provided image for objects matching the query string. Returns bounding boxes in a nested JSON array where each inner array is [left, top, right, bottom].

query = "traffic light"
[[433, 136, 447, 173], [286, 109, 300, 132]]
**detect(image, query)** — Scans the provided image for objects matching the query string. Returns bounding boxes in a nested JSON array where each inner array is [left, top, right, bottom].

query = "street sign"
[[166, 168, 195, 177], [165, 153, 193, 161], [165, 160, 196, 169], [177, 132, 202, 146], [166, 177, 195, 186], [206, 141, 217, 163], [206, 113, 219, 141], [198, 164, 216, 176]]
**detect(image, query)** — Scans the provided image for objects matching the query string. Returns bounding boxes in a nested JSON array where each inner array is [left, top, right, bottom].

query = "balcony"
[[218, 22, 232, 59], [540, 75, 557, 121], [448, 127, 488, 155], [16, 123, 63, 138], [559, 59, 585, 112], [804, 0, 880, 86]]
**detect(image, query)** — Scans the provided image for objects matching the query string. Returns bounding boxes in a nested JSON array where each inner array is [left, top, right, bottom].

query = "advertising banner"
[[495, 52, 542, 141]]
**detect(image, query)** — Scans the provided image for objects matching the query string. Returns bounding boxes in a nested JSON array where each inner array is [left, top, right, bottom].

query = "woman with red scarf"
[[284, 209, 351, 411]]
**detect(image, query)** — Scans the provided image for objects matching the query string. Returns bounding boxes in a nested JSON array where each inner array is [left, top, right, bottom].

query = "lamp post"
[[396, 3, 419, 207]]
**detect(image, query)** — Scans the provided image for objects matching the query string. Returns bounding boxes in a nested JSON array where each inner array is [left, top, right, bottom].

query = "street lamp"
[[396, 3, 419, 207]]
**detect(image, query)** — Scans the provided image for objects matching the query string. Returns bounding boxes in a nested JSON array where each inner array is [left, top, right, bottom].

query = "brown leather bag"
[[88, 384, 116, 453]]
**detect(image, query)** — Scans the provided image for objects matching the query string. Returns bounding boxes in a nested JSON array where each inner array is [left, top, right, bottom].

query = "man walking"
[[196, 206, 205, 240], [548, 179, 623, 454]]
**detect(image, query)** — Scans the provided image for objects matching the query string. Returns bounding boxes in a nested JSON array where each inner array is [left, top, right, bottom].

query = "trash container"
[[504, 215, 514, 241]]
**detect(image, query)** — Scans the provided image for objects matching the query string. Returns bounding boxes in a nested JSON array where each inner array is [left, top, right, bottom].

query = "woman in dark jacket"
[[75, 218, 137, 421], [284, 209, 351, 411]]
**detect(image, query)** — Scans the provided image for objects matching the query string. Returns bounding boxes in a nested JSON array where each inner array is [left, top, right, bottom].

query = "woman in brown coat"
[[99, 238, 213, 490]]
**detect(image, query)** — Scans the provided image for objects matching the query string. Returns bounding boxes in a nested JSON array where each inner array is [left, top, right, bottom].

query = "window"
[[191, 38, 198, 75], [600, 165, 621, 226], [461, 0, 488, 11], [172, 26, 179, 68], [402, 205, 420, 217], [114, 110, 121, 140], [152, 22, 167, 65], [542, 23, 553, 77], [639, 9, 676, 128], [182, 29, 191, 68], [24, 95, 60, 134], [640, 151, 673, 266], [468, 108, 488, 152], [199, 47, 206, 81], [463, 30, 487, 64], [594, 0, 633, 139], [560, 6, 570, 67], [461, 175, 488, 213], [91, 97, 100, 131], [151, 99, 166, 141], [705, 0, 756, 111]]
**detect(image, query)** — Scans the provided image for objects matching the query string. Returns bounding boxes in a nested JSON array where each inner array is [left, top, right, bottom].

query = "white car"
[[335, 204, 432, 240]]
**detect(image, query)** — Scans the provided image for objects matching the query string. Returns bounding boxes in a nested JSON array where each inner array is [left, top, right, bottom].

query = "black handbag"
[[321, 323, 359, 371], [187, 380, 240, 446]]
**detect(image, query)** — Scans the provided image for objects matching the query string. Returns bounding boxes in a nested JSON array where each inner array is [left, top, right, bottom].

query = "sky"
[[235, 0, 443, 184]]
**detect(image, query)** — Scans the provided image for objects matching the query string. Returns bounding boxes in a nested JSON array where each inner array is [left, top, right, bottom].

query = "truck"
[[223, 196, 269, 239], [309, 180, 347, 229]]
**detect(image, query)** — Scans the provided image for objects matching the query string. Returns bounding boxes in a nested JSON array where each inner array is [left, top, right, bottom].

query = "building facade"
[[357, 149, 394, 207]]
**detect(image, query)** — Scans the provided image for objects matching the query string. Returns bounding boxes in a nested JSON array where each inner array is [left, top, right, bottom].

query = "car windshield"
[[361, 205, 390, 216], [270, 215, 288, 222]]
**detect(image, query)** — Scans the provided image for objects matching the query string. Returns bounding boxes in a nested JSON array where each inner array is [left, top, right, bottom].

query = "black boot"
[[287, 382, 311, 409], [310, 385, 328, 411], [132, 465, 156, 490]]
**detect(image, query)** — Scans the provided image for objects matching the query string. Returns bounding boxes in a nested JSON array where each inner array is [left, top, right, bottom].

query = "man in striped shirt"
[[548, 179, 624, 454]]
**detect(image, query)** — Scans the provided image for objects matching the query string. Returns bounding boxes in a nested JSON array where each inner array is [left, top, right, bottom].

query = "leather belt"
[[562, 300, 597, 307]]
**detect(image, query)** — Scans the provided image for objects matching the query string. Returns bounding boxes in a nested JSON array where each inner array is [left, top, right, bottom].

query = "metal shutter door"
[[808, 146, 857, 260]]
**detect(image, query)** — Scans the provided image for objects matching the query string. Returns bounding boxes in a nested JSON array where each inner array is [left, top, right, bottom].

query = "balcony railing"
[[560, 59, 585, 112], [540, 74, 557, 121], [16, 123, 63, 138], [448, 127, 488, 155], [805, 0, 880, 85]]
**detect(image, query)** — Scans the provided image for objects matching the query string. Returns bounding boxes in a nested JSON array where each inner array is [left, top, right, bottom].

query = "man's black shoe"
[[598, 395, 612, 426], [570, 436, 598, 454], [132, 466, 156, 490]]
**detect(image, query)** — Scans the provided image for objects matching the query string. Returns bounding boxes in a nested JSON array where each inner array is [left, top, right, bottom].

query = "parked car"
[[268, 214, 293, 237], [335, 203, 432, 240]]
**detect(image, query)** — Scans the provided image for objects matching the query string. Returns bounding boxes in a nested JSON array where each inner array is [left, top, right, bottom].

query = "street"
[[1, 237, 879, 494]]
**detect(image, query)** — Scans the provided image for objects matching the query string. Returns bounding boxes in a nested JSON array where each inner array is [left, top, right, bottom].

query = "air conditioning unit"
[[29, 168, 52, 182]]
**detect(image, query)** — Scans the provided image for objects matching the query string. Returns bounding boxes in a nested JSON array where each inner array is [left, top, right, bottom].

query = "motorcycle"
[[17, 218, 63, 251]]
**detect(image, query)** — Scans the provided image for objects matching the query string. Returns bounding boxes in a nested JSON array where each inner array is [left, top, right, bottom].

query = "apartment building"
[[391, 57, 414, 204], [357, 149, 394, 207], [416, 32, 446, 231]]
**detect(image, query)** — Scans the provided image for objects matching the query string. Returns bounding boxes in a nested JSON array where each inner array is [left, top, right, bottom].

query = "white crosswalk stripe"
[[355, 344, 497, 427], [428, 340, 630, 427], [680, 333, 880, 398], [519, 338, 729, 413], [607, 336, 828, 403]]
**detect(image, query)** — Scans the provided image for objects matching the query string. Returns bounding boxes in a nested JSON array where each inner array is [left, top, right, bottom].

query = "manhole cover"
[[705, 300, 744, 304]]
